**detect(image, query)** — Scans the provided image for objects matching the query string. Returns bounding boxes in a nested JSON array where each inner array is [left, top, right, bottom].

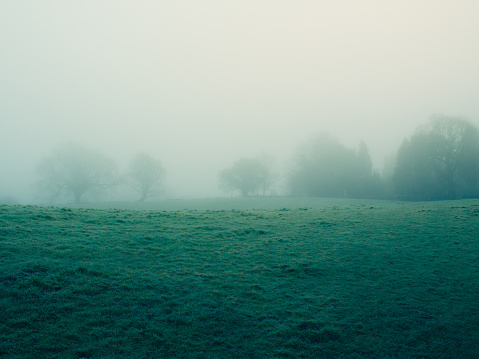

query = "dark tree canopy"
[[219, 157, 275, 197], [127, 153, 166, 201], [393, 116, 479, 200], [288, 134, 380, 198], [36, 143, 118, 203]]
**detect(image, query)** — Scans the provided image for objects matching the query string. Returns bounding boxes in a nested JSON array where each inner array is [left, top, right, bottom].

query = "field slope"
[[1, 200, 479, 358]]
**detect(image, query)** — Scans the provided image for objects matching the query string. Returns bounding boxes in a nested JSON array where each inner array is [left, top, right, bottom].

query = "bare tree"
[[36, 143, 118, 203], [127, 153, 166, 201]]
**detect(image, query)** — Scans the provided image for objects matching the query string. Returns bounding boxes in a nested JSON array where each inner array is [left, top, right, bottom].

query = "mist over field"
[[2, 3, 479, 356], [1, 1, 479, 203]]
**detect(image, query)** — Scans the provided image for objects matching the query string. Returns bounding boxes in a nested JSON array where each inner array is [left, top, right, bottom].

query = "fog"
[[1, 1, 479, 202]]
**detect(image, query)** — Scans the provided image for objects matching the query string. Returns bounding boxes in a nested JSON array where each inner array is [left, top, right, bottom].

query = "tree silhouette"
[[37, 143, 118, 203], [219, 157, 273, 197], [288, 134, 379, 197], [394, 116, 479, 200], [127, 153, 166, 201]]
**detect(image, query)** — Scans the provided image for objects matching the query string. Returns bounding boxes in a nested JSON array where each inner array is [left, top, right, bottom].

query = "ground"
[[1, 198, 478, 358]]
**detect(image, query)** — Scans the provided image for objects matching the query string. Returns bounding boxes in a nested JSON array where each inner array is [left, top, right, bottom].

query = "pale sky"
[[1, 1, 479, 201]]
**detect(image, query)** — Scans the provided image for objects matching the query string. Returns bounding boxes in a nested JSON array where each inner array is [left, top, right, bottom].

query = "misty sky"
[[1, 1, 479, 201]]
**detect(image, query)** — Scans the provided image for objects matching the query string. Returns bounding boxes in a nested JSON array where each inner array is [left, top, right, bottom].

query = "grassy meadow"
[[1, 198, 479, 358]]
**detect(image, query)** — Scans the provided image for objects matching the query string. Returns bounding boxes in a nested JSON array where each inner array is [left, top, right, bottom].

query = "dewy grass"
[[1, 200, 479, 358]]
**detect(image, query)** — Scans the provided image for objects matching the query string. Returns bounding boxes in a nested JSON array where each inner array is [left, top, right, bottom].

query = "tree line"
[[35, 116, 479, 203], [218, 116, 479, 200], [36, 143, 166, 203]]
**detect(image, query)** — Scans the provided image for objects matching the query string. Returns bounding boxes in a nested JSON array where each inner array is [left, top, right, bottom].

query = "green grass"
[[1, 199, 479, 358]]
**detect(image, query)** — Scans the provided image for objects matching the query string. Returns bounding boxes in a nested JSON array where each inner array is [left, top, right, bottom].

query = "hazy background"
[[1, 0, 479, 202]]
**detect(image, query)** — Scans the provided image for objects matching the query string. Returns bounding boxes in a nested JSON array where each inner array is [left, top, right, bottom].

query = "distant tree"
[[127, 153, 166, 201], [289, 134, 352, 197], [257, 153, 278, 196], [351, 140, 383, 197], [394, 116, 479, 200], [219, 157, 273, 197], [381, 152, 399, 198], [356, 140, 373, 179], [36, 143, 119, 203], [288, 134, 380, 197]]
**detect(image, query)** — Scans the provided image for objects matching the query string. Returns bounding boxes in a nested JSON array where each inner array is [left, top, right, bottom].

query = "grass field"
[[1, 199, 479, 358]]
